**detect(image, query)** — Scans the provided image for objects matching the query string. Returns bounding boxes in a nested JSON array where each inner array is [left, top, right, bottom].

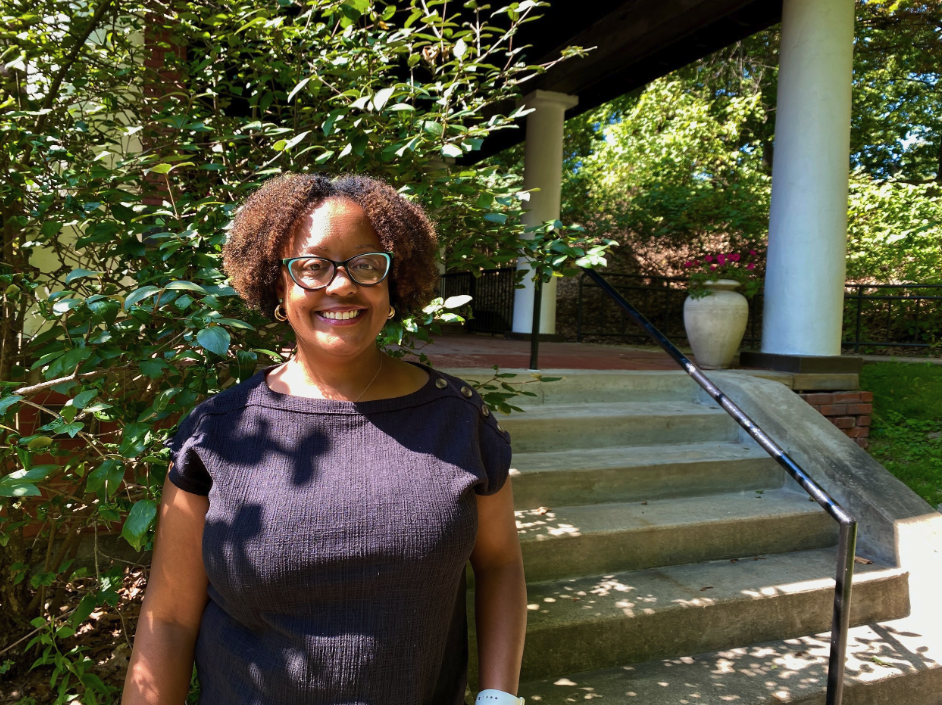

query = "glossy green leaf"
[[71, 390, 98, 409], [214, 318, 256, 331], [66, 269, 99, 283], [124, 285, 161, 309], [284, 131, 310, 151], [165, 280, 207, 293], [373, 86, 395, 111], [287, 77, 311, 103], [197, 326, 231, 357], [443, 295, 472, 308], [122, 499, 157, 552], [0, 395, 23, 416], [86, 459, 124, 496]]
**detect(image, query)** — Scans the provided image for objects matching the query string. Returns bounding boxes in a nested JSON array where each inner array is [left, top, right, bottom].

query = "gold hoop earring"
[[274, 302, 288, 322], [387, 306, 396, 320]]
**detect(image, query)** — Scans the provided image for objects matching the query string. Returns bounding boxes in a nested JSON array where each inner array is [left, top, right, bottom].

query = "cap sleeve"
[[474, 413, 513, 497], [163, 407, 212, 496]]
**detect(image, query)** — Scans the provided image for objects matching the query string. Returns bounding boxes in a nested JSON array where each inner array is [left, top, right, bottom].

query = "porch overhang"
[[469, 0, 782, 163]]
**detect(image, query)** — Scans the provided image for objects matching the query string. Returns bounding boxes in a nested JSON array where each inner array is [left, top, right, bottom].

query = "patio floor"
[[417, 332, 866, 391], [419, 332, 681, 370]]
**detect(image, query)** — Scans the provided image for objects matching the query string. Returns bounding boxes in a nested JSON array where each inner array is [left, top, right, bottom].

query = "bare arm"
[[469, 477, 527, 696], [122, 470, 210, 705]]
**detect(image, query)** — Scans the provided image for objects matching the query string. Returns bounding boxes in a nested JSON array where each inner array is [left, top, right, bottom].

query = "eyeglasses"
[[280, 252, 393, 291]]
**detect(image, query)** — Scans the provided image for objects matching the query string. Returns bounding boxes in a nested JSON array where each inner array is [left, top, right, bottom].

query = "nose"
[[324, 264, 358, 296]]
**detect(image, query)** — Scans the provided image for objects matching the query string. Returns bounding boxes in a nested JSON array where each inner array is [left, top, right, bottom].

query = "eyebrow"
[[297, 244, 377, 256]]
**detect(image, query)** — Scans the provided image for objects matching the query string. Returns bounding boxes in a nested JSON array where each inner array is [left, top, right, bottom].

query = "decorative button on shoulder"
[[435, 378, 448, 389], [481, 405, 490, 417], [460, 386, 473, 398], [497, 423, 505, 432]]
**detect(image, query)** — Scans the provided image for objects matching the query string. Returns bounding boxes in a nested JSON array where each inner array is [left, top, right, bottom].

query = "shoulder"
[[430, 368, 511, 445]]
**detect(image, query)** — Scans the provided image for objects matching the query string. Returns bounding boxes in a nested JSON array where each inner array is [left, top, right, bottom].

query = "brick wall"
[[798, 391, 873, 449], [142, 23, 186, 207]]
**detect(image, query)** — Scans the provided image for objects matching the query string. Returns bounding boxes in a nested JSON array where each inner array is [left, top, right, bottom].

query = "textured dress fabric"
[[163, 362, 512, 705]]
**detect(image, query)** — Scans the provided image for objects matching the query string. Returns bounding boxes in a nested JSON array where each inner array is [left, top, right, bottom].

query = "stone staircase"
[[455, 369, 941, 704]]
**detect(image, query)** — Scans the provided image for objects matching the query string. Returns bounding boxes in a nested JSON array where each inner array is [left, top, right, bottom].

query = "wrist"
[[475, 689, 524, 705]]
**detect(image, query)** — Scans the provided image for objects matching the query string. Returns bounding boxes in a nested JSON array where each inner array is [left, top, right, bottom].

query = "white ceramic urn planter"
[[683, 279, 749, 370]]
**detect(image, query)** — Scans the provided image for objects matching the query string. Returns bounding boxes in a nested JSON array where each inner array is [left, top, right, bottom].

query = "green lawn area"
[[860, 362, 942, 509]]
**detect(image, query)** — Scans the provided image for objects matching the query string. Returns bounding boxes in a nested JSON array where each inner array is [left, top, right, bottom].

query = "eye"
[[299, 259, 328, 272]]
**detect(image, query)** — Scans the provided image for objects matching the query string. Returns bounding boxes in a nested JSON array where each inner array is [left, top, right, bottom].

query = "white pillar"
[[760, 0, 855, 357], [512, 90, 578, 335]]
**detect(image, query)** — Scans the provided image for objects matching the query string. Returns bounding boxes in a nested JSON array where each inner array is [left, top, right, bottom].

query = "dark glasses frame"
[[280, 252, 394, 291]]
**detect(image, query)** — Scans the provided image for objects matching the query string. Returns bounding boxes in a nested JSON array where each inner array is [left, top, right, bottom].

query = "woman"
[[121, 173, 527, 705]]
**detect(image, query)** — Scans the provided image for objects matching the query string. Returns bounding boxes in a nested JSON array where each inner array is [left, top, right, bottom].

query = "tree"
[[0, 1, 608, 698], [495, 0, 942, 283]]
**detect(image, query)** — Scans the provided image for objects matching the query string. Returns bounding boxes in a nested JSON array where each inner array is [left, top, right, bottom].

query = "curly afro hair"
[[223, 173, 440, 322]]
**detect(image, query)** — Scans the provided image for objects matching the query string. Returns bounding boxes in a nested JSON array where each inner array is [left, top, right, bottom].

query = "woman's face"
[[277, 198, 391, 361]]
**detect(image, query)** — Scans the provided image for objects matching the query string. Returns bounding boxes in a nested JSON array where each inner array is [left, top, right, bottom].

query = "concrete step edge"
[[511, 440, 776, 475], [509, 489, 839, 582], [467, 549, 911, 683], [502, 400, 727, 421], [509, 442, 786, 509], [516, 616, 942, 704]]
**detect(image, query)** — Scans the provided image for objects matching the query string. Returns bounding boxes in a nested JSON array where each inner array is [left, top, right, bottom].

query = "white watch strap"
[[475, 689, 524, 705]]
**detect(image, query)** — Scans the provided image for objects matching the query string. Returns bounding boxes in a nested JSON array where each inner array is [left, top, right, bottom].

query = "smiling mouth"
[[317, 309, 364, 321]]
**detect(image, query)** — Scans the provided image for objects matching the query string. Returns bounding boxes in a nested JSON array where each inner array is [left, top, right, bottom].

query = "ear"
[[274, 271, 286, 301]]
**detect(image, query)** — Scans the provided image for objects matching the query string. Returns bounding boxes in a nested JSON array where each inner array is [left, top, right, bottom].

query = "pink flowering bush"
[[684, 249, 764, 298]]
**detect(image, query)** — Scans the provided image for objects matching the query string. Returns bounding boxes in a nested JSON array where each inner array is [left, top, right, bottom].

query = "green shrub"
[[0, 1, 610, 699]]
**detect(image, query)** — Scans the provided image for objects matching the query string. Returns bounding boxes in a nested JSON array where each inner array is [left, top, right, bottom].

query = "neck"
[[288, 344, 384, 400]]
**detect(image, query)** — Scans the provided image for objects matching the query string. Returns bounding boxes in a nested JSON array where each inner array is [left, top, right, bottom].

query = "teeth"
[[321, 310, 362, 320]]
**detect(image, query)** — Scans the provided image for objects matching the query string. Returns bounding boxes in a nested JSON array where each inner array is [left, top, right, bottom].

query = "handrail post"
[[577, 273, 584, 342], [855, 285, 863, 354], [826, 519, 857, 705], [529, 274, 543, 370]]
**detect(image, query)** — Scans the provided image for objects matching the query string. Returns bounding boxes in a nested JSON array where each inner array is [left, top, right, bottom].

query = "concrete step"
[[510, 441, 784, 508], [516, 616, 942, 704], [501, 401, 737, 453], [468, 548, 909, 683], [513, 490, 838, 583], [444, 369, 700, 406]]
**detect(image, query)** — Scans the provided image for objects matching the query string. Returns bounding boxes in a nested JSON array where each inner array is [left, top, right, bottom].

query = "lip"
[[314, 307, 368, 326]]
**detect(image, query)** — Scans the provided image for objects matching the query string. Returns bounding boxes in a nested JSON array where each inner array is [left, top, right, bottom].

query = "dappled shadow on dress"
[[186, 396, 476, 704]]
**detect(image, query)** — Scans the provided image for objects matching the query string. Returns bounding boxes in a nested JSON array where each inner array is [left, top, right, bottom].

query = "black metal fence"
[[577, 274, 764, 347], [441, 269, 942, 351], [439, 268, 516, 334], [844, 283, 942, 352], [577, 273, 942, 353]]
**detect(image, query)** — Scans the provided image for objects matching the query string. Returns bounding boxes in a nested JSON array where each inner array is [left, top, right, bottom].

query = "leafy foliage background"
[[1, 0, 939, 700], [0, 0, 612, 699], [491, 1, 942, 284]]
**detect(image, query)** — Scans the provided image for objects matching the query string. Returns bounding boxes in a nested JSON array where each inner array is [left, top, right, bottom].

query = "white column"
[[760, 0, 855, 357], [512, 90, 578, 335]]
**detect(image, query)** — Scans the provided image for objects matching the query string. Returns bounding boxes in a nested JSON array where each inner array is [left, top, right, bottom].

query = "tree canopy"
[[490, 0, 942, 282]]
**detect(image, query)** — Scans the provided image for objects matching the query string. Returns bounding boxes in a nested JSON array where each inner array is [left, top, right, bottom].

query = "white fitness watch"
[[475, 689, 525, 705]]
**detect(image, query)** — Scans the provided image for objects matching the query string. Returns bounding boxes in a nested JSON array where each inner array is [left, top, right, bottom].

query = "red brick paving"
[[421, 333, 682, 370]]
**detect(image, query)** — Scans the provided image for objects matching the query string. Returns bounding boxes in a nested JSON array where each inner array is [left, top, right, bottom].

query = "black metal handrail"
[[580, 267, 858, 705]]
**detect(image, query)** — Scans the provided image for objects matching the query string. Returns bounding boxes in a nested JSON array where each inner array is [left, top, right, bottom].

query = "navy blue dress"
[[164, 363, 511, 704]]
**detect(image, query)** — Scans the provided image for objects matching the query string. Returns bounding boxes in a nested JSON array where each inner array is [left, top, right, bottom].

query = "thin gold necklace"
[[354, 354, 383, 403]]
